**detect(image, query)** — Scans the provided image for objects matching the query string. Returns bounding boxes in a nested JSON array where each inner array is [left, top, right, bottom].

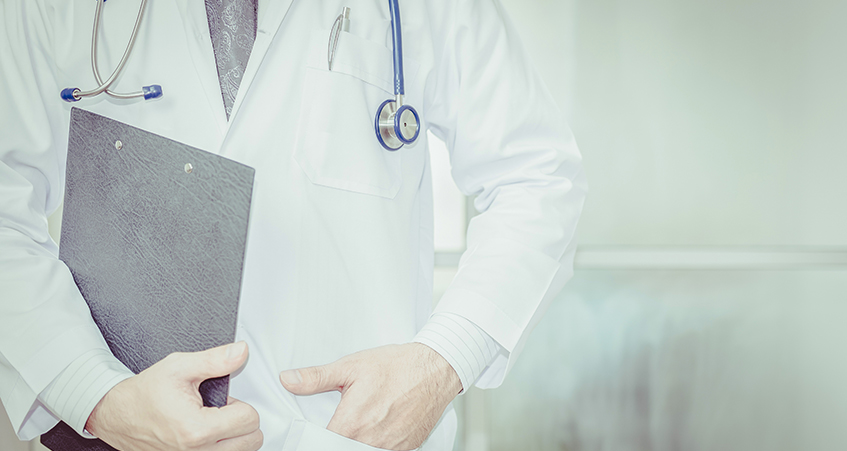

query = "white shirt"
[[0, 0, 586, 449]]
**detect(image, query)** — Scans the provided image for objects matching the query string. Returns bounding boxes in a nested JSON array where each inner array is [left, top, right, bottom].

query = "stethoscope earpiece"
[[373, 0, 420, 151], [61, 88, 81, 102]]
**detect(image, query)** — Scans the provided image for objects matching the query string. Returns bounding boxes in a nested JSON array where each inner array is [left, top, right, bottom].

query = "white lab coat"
[[0, 0, 586, 449]]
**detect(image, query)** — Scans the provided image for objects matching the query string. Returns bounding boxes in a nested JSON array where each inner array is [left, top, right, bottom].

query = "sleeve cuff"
[[38, 348, 134, 438], [413, 312, 503, 393]]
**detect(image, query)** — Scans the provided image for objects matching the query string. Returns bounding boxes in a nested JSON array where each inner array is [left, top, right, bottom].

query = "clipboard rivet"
[[114, 140, 122, 150], [184, 163, 193, 174]]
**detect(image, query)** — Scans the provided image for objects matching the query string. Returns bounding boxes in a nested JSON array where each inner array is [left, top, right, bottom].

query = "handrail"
[[435, 246, 847, 270]]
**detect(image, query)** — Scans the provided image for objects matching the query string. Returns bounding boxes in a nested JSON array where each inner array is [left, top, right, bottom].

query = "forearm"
[[425, 0, 587, 387], [0, 226, 127, 439]]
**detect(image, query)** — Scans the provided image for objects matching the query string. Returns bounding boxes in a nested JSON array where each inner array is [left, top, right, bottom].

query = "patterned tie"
[[205, 0, 258, 119]]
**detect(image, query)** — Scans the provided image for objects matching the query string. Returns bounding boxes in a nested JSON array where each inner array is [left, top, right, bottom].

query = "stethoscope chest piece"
[[375, 99, 420, 151], [372, 0, 420, 151]]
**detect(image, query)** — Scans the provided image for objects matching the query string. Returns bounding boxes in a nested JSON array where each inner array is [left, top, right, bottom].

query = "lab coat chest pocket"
[[293, 29, 419, 199]]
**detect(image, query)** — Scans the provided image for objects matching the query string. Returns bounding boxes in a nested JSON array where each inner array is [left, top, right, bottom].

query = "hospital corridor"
[[2, 0, 846, 449]]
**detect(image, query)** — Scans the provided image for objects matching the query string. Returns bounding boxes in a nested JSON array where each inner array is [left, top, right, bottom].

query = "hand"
[[86, 342, 263, 451], [279, 343, 462, 451]]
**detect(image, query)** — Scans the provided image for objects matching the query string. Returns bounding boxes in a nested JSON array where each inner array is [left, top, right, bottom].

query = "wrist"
[[39, 348, 134, 438], [84, 381, 111, 437], [412, 313, 503, 394], [84, 374, 132, 438], [411, 342, 463, 397]]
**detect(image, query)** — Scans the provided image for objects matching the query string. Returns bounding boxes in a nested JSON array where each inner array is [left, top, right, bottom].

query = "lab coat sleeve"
[[0, 0, 133, 439], [413, 312, 503, 393], [423, 0, 587, 388]]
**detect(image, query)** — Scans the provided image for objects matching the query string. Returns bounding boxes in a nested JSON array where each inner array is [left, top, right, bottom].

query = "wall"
[[506, 0, 847, 246], [442, 0, 847, 450]]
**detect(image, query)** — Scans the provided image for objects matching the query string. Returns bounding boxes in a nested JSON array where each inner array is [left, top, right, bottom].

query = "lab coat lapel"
[[174, 0, 229, 139], [225, 0, 296, 128]]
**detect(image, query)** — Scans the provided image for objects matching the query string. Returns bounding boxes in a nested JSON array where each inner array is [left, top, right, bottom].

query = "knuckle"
[[311, 366, 327, 388], [176, 426, 208, 449], [340, 358, 358, 376], [237, 404, 261, 430], [247, 407, 261, 430], [252, 429, 265, 450], [162, 351, 184, 364]]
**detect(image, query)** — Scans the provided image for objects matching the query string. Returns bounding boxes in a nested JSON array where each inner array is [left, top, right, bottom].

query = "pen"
[[328, 7, 351, 71]]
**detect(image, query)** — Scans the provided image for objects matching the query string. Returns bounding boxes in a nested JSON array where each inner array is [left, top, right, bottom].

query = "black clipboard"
[[41, 108, 255, 450]]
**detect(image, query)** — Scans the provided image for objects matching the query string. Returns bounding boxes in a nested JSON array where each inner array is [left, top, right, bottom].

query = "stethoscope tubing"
[[62, 0, 160, 102], [388, 0, 405, 97], [88, 0, 148, 99]]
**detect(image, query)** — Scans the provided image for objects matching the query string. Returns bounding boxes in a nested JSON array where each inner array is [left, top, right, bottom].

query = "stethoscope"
[[60, 0, 162, 103], [326, 1, 420, 151], [61, 0, 418, 151], [371, 0, 421, 150]]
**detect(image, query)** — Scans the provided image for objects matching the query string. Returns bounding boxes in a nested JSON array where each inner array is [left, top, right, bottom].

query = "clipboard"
[[41, 108, 255, 450]]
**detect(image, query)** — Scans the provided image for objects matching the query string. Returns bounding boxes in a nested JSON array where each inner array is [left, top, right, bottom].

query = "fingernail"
[[280, 369, 302, 385], [227, 341, 247, 360]]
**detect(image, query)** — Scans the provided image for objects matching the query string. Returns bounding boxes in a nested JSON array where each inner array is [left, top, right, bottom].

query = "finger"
[[280, 360, 347, 396], [201, 397, 261, 441], [214, 429, 263, 451], [168, 342, 249, 383]]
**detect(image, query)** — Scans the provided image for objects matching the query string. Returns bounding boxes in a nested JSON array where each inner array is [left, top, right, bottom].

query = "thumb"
[[171, 341, 249, 383], [280, 360, 347, 396]]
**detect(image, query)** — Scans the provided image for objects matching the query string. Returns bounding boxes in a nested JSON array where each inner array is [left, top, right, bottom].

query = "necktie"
[[205, 0, 258, 119]]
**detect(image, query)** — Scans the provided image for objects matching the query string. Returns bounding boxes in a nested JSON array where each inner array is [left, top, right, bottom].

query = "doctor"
[[0, 0, 586, 450]]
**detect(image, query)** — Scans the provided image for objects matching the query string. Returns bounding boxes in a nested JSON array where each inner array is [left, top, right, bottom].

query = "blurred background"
[[435, 0, 847, 449], [3, 0, 846, 449]]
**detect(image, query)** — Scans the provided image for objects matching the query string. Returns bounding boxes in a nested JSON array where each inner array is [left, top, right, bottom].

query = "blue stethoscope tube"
[[375, 0, 420, 151], [389, 0, 405, 97]]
